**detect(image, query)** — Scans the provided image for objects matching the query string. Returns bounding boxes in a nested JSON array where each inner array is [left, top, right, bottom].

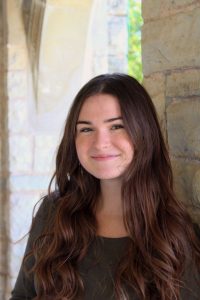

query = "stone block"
[[143, 73, 166, 119], [9, 136, 33, 172], [142, 0, 198, 21], [143, 73, 166, 136], [108, 16, 128, 55], [7, 71, 27, 99], [172, 158, 200, 211], [166, 69, 200, 98], [9, 191, 43, 283], [167, 99, 200, 158], [8, 99, 28, 133], [9, 192, 42, 241], [34, 135, 57, 173], [142, 8, 200, 76], [7, 45, 28, 71], [108, 0, 128, 15], [10, 174, 50, 192], [6, 0, 26, 46]]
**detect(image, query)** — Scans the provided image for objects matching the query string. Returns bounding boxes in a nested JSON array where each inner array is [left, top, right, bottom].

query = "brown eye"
[[80, 127, 93, 133], [111, 124, 124, 130]]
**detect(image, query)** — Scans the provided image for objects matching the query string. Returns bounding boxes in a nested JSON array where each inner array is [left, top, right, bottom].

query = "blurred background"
[[1, 0, 200, 299]]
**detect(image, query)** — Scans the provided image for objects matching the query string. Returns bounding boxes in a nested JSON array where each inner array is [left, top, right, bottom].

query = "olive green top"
[[10, 196, 200, 300]]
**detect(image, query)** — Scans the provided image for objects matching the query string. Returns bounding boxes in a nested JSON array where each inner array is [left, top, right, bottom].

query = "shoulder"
[[29, 191, 59, 241], [182, 259, 200, 300], [35, 191, 59, 218]]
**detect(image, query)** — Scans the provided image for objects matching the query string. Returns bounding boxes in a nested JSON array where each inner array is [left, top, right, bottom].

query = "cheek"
[[125, 141, 134, 161], [75, 139, 82, 159], [75, 138, 88, 161]]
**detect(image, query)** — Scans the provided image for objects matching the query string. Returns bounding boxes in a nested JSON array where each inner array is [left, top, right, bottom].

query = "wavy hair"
[[27, 74, 200, 299]]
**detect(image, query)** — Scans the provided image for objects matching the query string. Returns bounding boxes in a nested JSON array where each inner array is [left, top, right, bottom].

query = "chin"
[[92, 172, 122, 181]]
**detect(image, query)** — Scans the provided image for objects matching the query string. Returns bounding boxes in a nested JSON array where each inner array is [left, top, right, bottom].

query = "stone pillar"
[[0, 1, 9, 298], [5, 1, 55, 296], [142, 0, 200, 223]]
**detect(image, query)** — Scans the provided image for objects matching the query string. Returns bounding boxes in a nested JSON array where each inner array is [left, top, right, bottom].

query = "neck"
[[95, 178, 128, 238], [97, 178, 123, 216]]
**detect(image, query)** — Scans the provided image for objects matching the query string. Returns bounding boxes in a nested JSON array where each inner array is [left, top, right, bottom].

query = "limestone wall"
[[0, 1, 9, 298], [142, 0, 200, 223]]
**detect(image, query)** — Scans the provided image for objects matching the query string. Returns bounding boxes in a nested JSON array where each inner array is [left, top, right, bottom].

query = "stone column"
[[142, 0, 200, 222], [0, 1, 9, 298]]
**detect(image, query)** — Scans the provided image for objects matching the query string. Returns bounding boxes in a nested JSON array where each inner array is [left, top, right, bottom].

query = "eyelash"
[[111, 124, 124, 130], [79, 127, 93, 133], [78, 124, 124, 133]]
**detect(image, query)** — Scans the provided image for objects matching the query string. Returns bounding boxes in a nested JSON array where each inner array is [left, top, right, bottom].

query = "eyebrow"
[[76, 117, 123, 125]]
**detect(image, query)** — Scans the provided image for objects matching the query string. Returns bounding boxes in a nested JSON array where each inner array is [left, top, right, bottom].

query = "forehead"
[[78, 94, 121, 119]]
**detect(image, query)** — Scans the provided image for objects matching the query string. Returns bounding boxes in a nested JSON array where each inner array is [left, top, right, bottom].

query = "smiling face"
[[75, 93, 134, 181]]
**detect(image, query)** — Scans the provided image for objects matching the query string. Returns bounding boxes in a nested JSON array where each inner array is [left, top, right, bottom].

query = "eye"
[[111, 124, 124, 130], [79, 127, 93, 133]]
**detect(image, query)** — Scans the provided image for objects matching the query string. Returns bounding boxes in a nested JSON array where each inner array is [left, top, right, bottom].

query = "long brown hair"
[[27, 74, 200, 299]]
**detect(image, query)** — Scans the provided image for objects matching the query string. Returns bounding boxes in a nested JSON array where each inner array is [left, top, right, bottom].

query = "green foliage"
[[128, 0, 143, 82]]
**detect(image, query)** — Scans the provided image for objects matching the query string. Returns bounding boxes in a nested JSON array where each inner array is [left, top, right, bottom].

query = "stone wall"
[[0, 1, 9, 298], [142, 0, 200, 223]]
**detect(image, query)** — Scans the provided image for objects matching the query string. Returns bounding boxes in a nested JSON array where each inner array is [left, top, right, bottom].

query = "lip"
[[91, 154, 120, 161]]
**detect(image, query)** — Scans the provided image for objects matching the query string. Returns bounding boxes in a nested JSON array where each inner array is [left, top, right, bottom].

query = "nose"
[[92, 130, 111, 150]]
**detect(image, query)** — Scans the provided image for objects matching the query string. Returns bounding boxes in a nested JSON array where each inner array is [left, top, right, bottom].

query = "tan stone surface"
[[166, 69, 200, 97], [142, 8, 200, 76], [142, 0, 199, 21], [143, 73, 166, 118], [6, 0, 26, 46], [143, 73, 166, 135], [167, 99, 200, 158], [192, 168, 200, 205], [172, 157, 200, 207]]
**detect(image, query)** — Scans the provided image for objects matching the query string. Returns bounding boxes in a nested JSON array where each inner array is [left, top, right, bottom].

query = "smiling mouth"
[[91, 155, 120, 161]]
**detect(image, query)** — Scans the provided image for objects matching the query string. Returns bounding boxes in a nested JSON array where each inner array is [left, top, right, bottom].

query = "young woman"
[[10, 73, 200, 300]]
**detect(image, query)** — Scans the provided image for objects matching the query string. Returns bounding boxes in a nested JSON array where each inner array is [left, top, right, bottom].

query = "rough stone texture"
[[143, 73, 166, 134], [143, 0, 200, 224], [142, 8, 200, 76], [167, 99, 200, 158], [166, 68, 200, 98], [172, 158, 200, 218], [142, 0, 200, 21]]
